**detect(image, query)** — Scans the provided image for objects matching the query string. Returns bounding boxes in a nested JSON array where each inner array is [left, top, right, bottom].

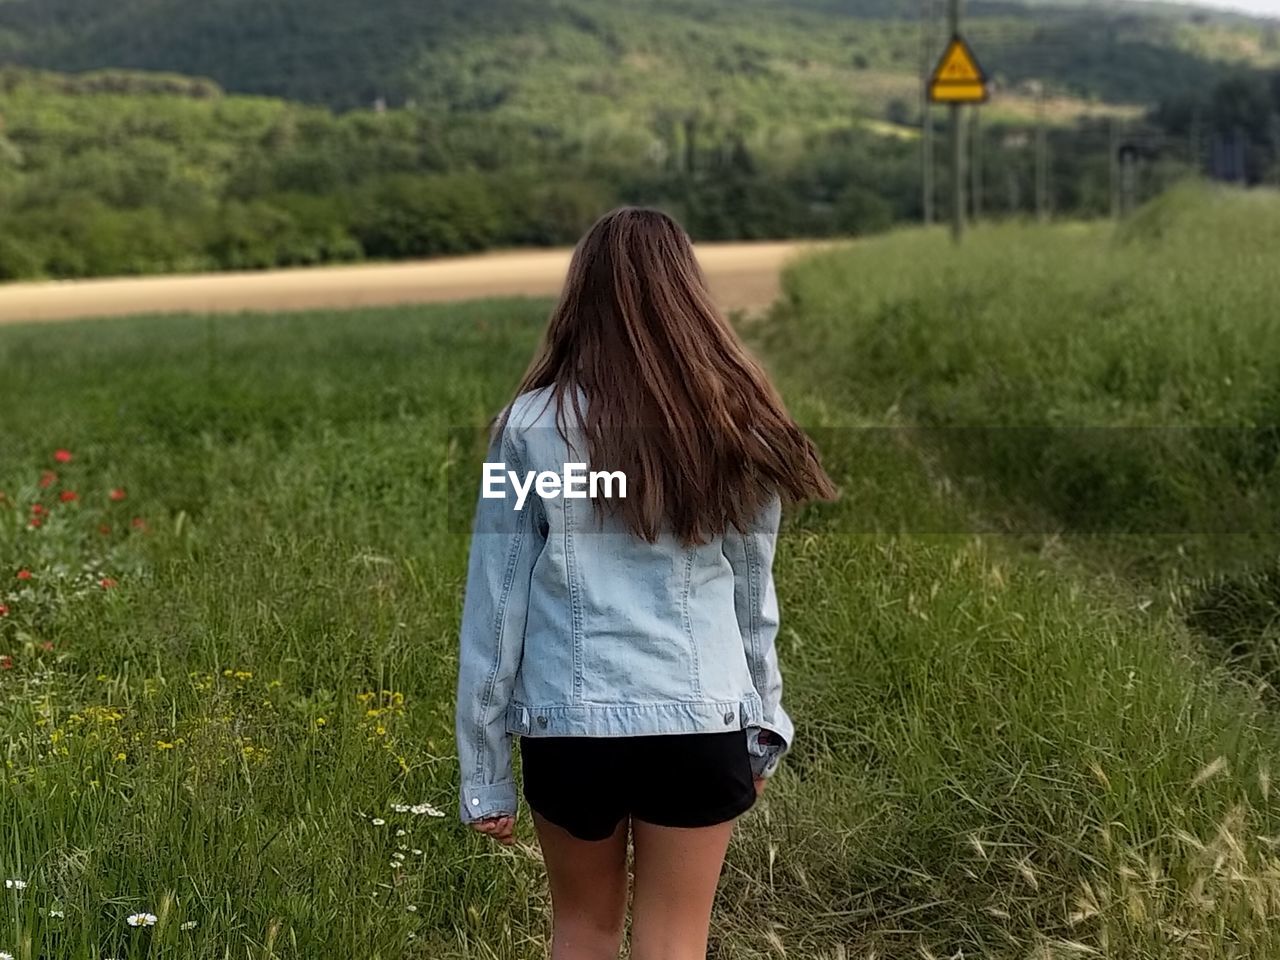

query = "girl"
[[455, 207, 835, 959]]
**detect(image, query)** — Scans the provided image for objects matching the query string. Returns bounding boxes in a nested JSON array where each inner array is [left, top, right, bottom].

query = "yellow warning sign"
[[929, 35, 988, 104]]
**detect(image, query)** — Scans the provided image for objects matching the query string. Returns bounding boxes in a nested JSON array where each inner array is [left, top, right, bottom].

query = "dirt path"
[[0, 241, 817, 325]]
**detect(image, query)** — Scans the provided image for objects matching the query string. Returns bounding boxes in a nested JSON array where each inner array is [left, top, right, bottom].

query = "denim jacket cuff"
[[747, 726, 789, 779], [459, 780, 518, 822]]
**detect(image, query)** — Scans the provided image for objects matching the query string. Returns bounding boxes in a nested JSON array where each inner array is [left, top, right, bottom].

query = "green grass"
[[3, 192, 1280, 957]]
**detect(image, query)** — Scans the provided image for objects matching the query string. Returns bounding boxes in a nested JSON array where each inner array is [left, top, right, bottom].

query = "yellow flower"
[[114, 752, 127, 762], [155, 741, 175, 751], [315, 717, 327, 727]]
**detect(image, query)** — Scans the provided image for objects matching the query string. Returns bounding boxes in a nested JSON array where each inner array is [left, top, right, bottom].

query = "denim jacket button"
[[723, 711, 734, 724], [536, 716, 548, 728]]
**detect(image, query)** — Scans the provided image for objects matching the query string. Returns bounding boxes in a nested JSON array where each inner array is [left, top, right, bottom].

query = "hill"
[[2, 0, 1279, 282], [1, 0, 1277, 111]]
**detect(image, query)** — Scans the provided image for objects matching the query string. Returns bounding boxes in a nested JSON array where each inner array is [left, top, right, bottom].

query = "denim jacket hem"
[[505, 695, 765, 739]]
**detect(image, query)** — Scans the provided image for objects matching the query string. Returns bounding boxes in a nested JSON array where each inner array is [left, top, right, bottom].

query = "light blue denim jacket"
[[455, 387, 793, 822]]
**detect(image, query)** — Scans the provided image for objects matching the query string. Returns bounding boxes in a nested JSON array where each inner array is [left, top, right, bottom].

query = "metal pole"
[[949, 0, 964, 243], [971, 104, 982, 224], [1035, 84, 1048, 222], [920, 0, 936, 225]]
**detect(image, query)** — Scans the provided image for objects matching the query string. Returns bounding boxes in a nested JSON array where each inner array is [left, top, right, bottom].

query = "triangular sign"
[[931, 35, 985, 85], [928, 34, 988, 104]]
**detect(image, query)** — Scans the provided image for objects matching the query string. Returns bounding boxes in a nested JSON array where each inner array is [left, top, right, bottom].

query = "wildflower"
[[395, 829, 407, 837], [100, 578, 117, 590], [131, 518, 147, 531], [114, 752, 127, 762], [0, 605, 8, 617], [314, 717, 327, 728], [180, 920, 197, 930], [48, 908, 64, 918], [110, 488, 127, 502], [15, 570, 31, 581], [53, 449, 72, 463], [59, 490, 78, 503], [406, 904, 418, 913], [126, 912, 158, 927], [0, 657, 12, 670], [411, 803, 446, 818], [3, 879, 25, 890], [412, 849, 423, 855], [371, 818, 386, 826], [99, 524, 112, 535], [392, 851, 406, 860], [30, 504, 45, 516], [155, 741, 175, 750], [1, 951, 13, 960], [28, 518, 42, 529], [39, 471, 57, 489]]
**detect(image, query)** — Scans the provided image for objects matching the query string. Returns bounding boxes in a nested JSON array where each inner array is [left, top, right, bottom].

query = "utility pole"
[[1034, 82, 1048, 222], [1190, 104, 1203, 177], [1109, 117, 1120, 221], [920, 0, 936, 225], [949, 0, 965, 243]]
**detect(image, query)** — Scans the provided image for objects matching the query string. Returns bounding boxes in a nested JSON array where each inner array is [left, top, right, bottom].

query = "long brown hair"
[[503, 207, 836, 544]]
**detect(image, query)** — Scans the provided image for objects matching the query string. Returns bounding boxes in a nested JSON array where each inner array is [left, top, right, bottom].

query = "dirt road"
[[0, 241, 816, 325]]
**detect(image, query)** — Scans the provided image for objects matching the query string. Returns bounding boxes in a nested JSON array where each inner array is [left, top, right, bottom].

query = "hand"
[[754, 776, 767, 797], [471, 814, 516, 845]]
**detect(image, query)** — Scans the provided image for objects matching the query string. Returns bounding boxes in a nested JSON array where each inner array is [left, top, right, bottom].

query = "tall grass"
[[768, 183, 1280, 580], [1, 193, 1279, 957]]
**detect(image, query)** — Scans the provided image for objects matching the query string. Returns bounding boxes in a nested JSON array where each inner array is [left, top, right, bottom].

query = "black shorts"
[[519, 729, 757, 842]]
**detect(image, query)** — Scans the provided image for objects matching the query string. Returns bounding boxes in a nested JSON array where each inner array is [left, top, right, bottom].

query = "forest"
[[1, 0, 1278, 280]]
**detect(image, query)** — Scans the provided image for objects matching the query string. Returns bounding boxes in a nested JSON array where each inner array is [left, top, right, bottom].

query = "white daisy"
[[1, 951, 13, 960], [410, 803, 445, 818], [126, 912, 158, 927], [412, 848, 423, 856], [371, 818, 386, 826], [406, 904, 418, 913], [180, 920, 198, 930], [48, 908, 65, 918], [3, 879, 26, 890], [395, 829, 407, 837], [392, 851, 406, 860], [390, 803, 410, 813]]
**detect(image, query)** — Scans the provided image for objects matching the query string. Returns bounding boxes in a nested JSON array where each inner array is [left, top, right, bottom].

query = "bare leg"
[[629, 817, 736, 960], [531, 811, 629, 960]]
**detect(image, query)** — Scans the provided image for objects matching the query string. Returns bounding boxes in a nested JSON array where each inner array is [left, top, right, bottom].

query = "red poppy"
[[31, 504, 46, 516], [16, 570, 32, 581], [0, 604, 8, 617], [131, 517, 148, 531], [39, 471, 57, 489], [100, 577, 117, 590], [99, 524, 112, 536], [109, 488, 127, 502], [28, 518, 42, 529], [54, 449, 73, 463], [59, 490, 79, 503], [0, 656, 12, 670]]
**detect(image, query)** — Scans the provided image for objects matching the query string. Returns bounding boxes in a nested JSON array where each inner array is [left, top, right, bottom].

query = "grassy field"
[[3, 188, 1280, 958]]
